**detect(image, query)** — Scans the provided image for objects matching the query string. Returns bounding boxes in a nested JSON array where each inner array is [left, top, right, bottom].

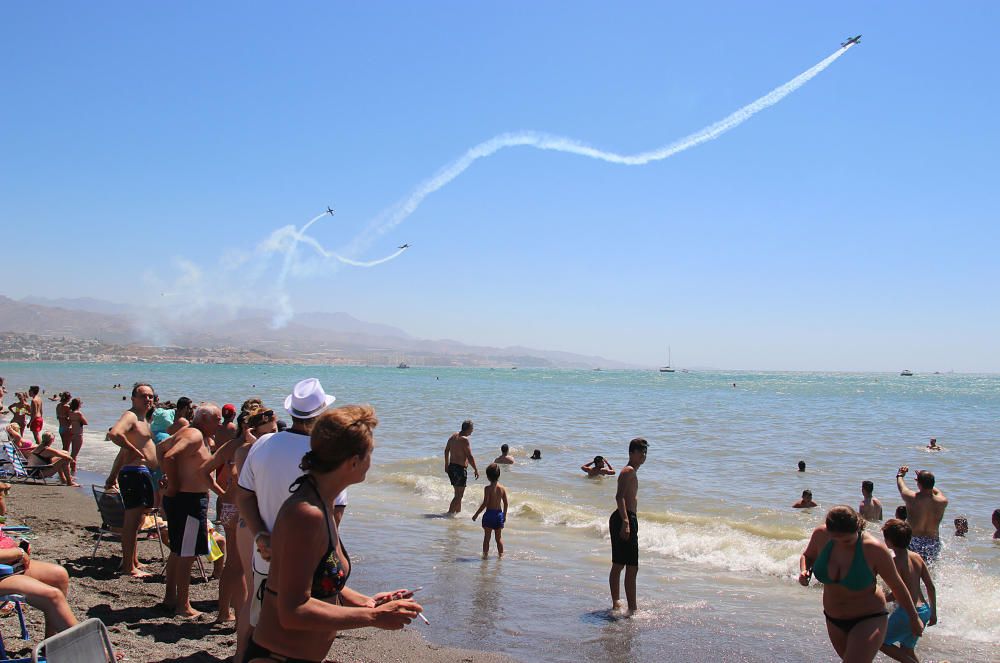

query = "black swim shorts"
[[162, 491, 209, 557], [609, 510, 639, 567], [447, 463, 468, 488], [118, 466, 154, 510]]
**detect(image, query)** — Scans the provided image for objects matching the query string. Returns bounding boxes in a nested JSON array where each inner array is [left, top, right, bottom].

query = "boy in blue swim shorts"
[[880, 518, 936, 663], [472, 463, 508, 558]]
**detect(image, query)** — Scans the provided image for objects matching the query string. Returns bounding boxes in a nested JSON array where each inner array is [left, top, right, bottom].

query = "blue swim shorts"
[[884, 603, 931, 649]]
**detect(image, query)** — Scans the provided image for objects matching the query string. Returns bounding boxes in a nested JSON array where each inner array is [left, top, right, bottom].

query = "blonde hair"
[[302, 405, 378, 474]]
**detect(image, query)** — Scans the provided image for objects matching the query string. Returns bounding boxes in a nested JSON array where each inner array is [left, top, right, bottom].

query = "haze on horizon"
[[2, 3, 997, 373]]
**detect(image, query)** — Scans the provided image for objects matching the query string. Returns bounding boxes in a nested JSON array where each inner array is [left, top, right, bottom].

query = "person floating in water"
[[530, 449, 541, 460], [472, 463, 508, 558], [493, 443, 514, 465], [581, 455, 615, 477], [953, 517, 968, 537], [798, 460, 807, 472], [793, 490, 818, 509], [859, 481, 883, 522], [926, 438, 941, 451]]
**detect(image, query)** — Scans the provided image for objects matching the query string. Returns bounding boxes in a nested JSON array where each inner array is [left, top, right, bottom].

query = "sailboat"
[[659, 347, 676, 373]]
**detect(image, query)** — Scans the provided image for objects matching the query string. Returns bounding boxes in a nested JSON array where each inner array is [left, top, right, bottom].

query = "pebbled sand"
[[3, 482, 516, 663]]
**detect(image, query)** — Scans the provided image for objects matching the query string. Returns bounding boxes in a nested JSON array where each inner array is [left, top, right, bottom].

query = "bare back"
[[445, 433, 472, 467], [483, 483, 507, 510], [893, 549, 928, 605], [904, 490, 948, 538]]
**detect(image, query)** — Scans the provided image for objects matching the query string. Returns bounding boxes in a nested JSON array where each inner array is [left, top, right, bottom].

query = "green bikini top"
[[813, 533, 876, 590]]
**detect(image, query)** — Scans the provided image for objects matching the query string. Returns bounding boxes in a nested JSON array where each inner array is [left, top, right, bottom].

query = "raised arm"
[[896, 466, 916, 500]]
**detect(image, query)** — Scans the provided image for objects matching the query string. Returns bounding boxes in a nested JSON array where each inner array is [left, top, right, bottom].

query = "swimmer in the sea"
[[581, 455, 615, 477]]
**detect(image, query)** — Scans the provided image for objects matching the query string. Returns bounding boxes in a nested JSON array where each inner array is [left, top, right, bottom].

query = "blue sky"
[[2, 3, 998, 371]]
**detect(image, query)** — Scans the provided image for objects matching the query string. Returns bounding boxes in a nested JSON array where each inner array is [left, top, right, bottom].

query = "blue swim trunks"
[[482, 508, 505, 530], [884, 603, 931, 649]]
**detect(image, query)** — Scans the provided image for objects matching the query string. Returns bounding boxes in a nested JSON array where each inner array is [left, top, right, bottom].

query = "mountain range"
[[3, 295, 635, 368]]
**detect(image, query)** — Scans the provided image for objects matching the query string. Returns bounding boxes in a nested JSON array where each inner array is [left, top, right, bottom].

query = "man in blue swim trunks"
[[105, 382, 159, 578], [896, 466, 948, 563]]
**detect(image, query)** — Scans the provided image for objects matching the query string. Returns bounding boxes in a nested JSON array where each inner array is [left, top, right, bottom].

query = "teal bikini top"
[[813, 532, 876, 590]]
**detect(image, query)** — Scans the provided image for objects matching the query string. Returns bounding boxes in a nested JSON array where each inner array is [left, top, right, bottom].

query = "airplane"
[[398, 243, 410, 249], [840, 35, 861, 48], [326, 206, 335, 215]]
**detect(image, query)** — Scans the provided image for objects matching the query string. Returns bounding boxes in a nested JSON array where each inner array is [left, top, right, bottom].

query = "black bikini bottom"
[[824, 610, 888, 633], [243, 638, 321, 663]]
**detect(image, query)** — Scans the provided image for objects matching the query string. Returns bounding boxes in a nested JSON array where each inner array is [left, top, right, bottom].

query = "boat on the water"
[[900, 369, 913, 376], [397, 362, 409, 369], [659, 347, 676, 373]]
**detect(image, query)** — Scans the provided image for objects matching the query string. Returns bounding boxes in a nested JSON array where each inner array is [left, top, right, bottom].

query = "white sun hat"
[[283, 378, 336, 419]]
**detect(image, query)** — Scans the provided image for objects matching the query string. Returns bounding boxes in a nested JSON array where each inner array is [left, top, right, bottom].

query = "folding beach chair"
[[0, 444, 56, 486], [90, 486, 165, 564], [31, 617, 116, 662], [0, 565, 30, 662]]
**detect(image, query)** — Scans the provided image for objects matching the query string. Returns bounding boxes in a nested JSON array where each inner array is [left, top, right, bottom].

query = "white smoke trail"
[[344, 45, 853, 251], [262, 45, 853, 327]]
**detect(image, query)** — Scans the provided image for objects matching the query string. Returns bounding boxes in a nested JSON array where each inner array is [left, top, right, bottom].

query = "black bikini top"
[[301, 475, 350, 600]]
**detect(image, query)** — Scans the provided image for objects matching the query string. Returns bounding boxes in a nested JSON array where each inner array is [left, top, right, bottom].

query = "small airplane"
[[326, 206, 335, 216], [841, 35, 861, 48], [398, 243, 410, 249]]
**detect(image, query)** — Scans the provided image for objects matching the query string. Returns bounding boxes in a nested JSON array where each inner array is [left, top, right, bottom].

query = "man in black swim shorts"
[[609, 437, 647, 615], [444, 420, 479, 514], [118, 465, 155, 510]]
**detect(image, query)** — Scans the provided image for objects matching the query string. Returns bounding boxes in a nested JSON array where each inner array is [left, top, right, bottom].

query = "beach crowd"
[[0, 374, 997, 662]]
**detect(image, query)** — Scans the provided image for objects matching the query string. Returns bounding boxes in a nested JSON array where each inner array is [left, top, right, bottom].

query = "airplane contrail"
[[269, 44, 854, 325], [342, 44, 854, 252]]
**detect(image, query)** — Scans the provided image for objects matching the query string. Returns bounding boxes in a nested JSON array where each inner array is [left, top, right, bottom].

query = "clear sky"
[[2, 3, 998, 371]]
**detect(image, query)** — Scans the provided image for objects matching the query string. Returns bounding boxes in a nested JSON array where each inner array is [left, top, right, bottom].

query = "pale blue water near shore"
[[1, 363, 997, 661]]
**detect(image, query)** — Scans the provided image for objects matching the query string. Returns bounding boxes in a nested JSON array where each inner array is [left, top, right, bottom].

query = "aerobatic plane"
[[326, 206, 335, 215], [398, 244, 410, 249], [840, 35, 861, 48]]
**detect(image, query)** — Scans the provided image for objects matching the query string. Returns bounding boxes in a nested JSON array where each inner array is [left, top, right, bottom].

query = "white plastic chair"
[[31, 618, 116, 662]]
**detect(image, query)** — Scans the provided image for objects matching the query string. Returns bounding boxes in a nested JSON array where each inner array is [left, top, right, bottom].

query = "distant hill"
[[4, 294, 635, 368]]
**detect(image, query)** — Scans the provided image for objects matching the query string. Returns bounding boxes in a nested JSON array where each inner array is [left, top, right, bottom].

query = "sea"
[[1, 363, 997, 662]]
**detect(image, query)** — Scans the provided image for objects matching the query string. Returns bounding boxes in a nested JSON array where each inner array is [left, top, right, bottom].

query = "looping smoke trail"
[[268, 45, 852, 326], [346, 45, 853, 251]]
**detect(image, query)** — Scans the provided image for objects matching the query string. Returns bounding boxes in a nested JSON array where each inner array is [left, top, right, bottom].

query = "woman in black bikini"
[[799, 505, 922, 663], [246, 405, 423, 663]]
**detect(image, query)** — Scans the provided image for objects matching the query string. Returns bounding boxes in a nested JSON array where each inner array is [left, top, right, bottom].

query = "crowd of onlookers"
[[1, 375, 422, 662]]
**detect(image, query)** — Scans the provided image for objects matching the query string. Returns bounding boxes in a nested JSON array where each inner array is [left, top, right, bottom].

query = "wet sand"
[[3, 482, 516, 662]]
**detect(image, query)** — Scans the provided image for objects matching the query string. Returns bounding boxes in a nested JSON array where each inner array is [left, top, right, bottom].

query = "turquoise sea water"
[[1, 363, 997, 662]]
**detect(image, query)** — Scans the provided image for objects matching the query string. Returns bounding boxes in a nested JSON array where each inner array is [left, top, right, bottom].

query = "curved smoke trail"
[[272, 45, 853, 325], [343, 45, 853, 252]]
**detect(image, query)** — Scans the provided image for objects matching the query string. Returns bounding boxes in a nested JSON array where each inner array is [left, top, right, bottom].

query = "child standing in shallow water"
[[472, 463, 508, 558]]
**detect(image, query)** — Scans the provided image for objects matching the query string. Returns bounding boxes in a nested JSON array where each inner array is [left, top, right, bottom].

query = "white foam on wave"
[[927, 557, 1000, 643]]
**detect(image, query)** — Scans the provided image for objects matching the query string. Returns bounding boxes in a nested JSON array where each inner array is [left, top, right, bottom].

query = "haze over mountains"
[[4, 296, 635, 368]]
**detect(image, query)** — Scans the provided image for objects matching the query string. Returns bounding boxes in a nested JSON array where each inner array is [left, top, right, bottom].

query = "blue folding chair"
[[0, 564, 30, 662]]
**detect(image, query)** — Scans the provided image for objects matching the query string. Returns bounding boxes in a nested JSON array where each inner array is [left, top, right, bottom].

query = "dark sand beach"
[[3, 482, 516, 663]]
